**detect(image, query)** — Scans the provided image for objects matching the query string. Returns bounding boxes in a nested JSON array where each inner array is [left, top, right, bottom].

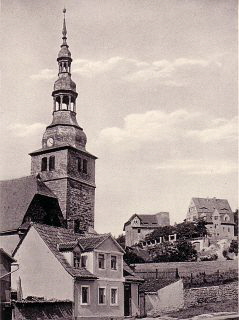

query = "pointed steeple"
[[62, 8, 67, 45], [52, 8, 78, 115]]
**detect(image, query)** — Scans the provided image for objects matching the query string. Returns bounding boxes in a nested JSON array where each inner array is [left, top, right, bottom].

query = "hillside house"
[[124, 213, 170, 247], [12, 223, 143, 319], [186, 197, 235, 240]]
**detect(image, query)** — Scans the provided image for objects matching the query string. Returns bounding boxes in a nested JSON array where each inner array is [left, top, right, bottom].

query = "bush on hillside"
[[149, 240, 197, 262]]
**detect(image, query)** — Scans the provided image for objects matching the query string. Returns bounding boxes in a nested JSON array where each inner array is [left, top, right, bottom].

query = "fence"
[[134, 268, 238, 288]]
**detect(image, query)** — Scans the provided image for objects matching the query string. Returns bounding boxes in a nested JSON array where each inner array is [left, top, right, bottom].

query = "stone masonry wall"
[[67, 179, 95, 230], [184, 281, 238, 308]]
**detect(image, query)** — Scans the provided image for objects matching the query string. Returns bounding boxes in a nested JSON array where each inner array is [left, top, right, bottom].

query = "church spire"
[[62, 8, 67, 46], [52, 8, 78, 113]]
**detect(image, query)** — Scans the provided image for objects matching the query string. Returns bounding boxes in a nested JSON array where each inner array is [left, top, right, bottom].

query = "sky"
[[1, 0, 238, 236]]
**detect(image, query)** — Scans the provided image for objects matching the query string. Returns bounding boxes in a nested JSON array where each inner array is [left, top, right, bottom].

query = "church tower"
[[30, 9, 97, 231]]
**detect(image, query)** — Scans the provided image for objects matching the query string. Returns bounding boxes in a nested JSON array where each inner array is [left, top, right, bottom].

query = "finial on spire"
[[62, 8, 67, 44]]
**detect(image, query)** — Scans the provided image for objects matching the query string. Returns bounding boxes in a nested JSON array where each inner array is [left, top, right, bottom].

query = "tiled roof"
[[123, 262, 144, 283], [58, 241, 83, 251], [0, 248, 16, 262], [139, 278, 179, 292], [0, 175, 57, 232], [192, 197, 234, 223], [29, 224, 114, 279]]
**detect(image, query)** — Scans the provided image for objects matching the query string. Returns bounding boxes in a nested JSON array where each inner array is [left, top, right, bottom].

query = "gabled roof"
[[0, 248, 16, 262], [192, 197, 234, 223], [30, 224, 99, 279], [123, 262, 144, 283], [192, 197, 232, 214], [139, 278, 179, 293], [0, 175, 57, 232], [123, 213, 159, 230], [14, 223, 125, 280]]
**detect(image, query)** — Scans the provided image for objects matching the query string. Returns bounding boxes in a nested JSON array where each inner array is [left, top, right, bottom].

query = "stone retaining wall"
[[184, 281, 238, 308]]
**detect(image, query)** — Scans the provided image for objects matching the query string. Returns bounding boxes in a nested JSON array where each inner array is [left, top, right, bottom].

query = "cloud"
[[8, 122, 46, 137], [96, 109, 237, 175], [71, 56, 219, 86], [98, 109, 237, 149], [30, 69, 55, 80], [156, 159, 238, 175], [187, 116, 238, 142], [30, 56, 221, 86]]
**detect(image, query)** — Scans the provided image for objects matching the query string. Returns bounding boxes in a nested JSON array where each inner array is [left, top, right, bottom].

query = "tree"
[[229, 240, 238, 255], [145, 225, 176, 242], [149, 240, 197, 262], [115, 234, 125, 249], [123, 247, 146, 264], [176, 239, 197, 261]]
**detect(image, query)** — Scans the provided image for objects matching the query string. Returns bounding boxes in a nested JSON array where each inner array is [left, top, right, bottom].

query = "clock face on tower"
[[46, 137, 54, 147]]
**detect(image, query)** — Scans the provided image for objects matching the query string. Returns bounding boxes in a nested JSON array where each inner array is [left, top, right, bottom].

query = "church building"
[[0, 9, 97, 254], [1, 10, 143, 320]]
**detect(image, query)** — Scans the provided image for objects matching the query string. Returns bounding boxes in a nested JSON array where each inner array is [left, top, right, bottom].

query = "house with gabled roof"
[[12, 223, 143, 319], [186, 197, 235, 240], [0, 175, 64, 254], [123, 212, 170, 247]]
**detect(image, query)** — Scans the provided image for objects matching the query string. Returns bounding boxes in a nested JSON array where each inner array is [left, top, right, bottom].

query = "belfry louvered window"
[[83, 159, 87, 174], [77, 157, 82, 172], [49, 156, 55, 171], [41, 157, 47, 171]]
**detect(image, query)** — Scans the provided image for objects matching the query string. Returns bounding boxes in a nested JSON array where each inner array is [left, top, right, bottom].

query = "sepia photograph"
[[0, 0, 238, 319]]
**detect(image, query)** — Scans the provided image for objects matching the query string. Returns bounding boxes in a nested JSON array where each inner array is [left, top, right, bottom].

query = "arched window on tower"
[[83, 159, 87, 174], [41, 157, 47, 171], [49, 156, 55, 171]]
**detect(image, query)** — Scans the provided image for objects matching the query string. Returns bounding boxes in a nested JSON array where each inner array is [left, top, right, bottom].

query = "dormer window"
[[81, 255, 87, 268], [73, 252, 81, 268], [49, 156, 55, 171], [41, 157, 47, 171], [224, 215, 230, 222]]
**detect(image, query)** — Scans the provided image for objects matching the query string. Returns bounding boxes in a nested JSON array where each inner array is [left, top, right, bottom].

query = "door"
[[124, 283, 131, 316]]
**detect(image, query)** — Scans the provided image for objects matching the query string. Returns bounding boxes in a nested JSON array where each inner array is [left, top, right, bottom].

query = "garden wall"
[[184, 281, 238, 308]]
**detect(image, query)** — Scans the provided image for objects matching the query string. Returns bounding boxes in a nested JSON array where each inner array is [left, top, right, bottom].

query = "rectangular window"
[[138, 229, 141, 233], [49, 156, 55, 171], [98, 254, 105, 269], [41, 157, 47, 171], [83, 159, 88, 174], [110, 288, 118, 305], [98, 287, 106, 305], [73, 252, 81, 268], [111, 255, 117, 270], [81, 286, 90, 305]]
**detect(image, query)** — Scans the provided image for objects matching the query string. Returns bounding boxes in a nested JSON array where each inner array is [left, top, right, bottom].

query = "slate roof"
[[139, 278, 179, 293], [0, 175, 57, 232], [192, 197, 234, 223]]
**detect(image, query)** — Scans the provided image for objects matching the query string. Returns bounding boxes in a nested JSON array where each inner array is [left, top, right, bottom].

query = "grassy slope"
[[132, 259, 238, 276]]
